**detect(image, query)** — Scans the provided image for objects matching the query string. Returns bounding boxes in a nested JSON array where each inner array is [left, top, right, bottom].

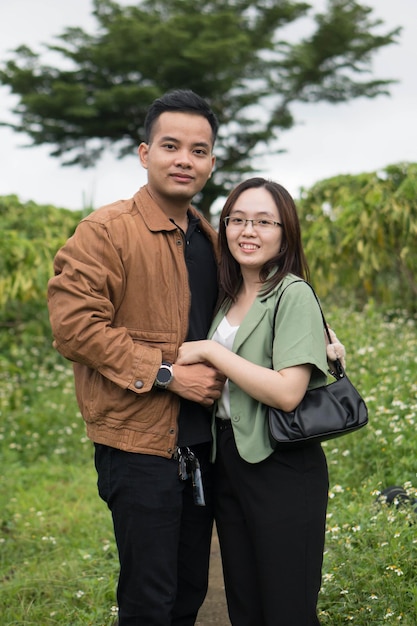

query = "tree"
[[298, 162, 417, 311], [0, 0, 400, 215]]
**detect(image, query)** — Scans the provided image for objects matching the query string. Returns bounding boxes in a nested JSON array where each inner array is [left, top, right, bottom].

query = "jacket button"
[[134, 380, 144, 389]]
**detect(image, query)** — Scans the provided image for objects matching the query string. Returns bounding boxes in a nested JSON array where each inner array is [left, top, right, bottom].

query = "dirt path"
[[196, 526, 229, 625]]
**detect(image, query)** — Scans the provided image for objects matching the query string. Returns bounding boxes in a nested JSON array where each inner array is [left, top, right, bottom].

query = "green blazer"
[[209, 274, 328, 463]]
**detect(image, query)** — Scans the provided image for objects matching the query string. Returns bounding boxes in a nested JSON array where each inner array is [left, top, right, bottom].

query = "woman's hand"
[[177, 340, 213, 365], [177, 340, 312, 411]]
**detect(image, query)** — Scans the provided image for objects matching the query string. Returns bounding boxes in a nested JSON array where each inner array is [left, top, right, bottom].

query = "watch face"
[[158, 367, 172, 385]]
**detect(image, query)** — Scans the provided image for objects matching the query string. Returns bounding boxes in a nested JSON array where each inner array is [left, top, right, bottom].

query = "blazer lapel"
[[233, 298, 269, 352], [208, 285, 281, 347]]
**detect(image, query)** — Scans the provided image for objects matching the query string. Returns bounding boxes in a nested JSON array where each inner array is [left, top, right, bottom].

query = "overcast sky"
[[0, 0, 416, 211]]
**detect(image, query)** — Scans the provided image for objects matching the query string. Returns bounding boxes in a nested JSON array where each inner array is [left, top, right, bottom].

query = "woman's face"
[[225, 187, 283, 272]]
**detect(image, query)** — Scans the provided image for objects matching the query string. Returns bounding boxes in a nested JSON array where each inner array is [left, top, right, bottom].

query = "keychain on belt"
[[176, 447, 206, 506]]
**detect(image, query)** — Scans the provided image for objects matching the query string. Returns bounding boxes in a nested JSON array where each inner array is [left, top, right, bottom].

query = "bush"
[[300, 162, 417, 312]]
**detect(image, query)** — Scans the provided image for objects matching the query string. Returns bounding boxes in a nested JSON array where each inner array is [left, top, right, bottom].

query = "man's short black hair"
[[144, 89, 219, 146]]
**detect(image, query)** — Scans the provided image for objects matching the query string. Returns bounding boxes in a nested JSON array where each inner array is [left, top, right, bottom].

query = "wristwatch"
[[154, 362, 174, 389]]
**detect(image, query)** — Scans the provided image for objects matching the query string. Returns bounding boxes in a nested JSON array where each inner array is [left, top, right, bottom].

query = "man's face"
[[139, 111, 216, 205]]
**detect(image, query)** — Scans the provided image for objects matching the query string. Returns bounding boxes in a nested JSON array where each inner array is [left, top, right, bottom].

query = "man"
[[48, 89, 225, 625]]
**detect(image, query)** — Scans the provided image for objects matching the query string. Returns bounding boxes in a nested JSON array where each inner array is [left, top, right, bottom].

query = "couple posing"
[[48, 89, 344, 626]]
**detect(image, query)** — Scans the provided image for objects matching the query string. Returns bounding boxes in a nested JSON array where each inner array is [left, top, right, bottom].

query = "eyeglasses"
[[224, 216, 282, 230]]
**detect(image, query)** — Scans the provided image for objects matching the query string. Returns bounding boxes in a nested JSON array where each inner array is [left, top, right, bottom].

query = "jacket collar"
[[133, 185, 181, 232], [133, 184, 219, 260], [133, 184, 209, 232]]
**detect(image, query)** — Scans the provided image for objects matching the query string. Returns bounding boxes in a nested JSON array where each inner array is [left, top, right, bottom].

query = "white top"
[[212, 316, 239, 419]]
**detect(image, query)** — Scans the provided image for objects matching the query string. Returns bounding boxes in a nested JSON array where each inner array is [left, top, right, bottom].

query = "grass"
[[318, 303, 417, 624], [1, 301, 417, 624], [0, 337, 118, 625], [1, 462, 117, 625]]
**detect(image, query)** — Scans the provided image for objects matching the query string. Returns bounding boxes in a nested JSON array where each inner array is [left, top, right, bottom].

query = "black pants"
[[94, 443, 214, 626], [214, 427, 328, 626]]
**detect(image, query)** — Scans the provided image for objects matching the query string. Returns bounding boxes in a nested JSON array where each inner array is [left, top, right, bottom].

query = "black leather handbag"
[[268, 281, 368, 448]]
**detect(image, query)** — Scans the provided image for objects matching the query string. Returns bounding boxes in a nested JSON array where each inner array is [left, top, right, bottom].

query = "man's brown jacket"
[[48, 185, 218, 457]]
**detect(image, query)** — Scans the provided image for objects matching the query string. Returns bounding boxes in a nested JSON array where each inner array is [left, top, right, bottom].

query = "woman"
[[177, 177, 333, 625]]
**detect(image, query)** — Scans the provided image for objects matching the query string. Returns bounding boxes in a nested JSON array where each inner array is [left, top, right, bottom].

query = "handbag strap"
[[272, 279, 344, 379]]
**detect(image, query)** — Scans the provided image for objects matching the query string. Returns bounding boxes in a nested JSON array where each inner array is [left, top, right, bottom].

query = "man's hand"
[[169, 362, 226, 407]]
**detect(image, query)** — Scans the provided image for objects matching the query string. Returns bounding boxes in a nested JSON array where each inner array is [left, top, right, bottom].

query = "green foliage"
[[300, 162, 417, 311], [0, 0, 400, 215], [2, 167, 416, 622], [0, 196, 87, 365], [0, 195, 84, 309], [1, 158, 416, 380], [1, 298, 417, 623]]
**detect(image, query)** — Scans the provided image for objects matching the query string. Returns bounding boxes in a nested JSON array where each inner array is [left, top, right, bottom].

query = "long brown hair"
[[217, 177, 310, 308]]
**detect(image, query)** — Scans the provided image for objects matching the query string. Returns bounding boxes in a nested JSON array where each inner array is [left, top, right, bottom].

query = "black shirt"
[[176, 213, 218, 446]]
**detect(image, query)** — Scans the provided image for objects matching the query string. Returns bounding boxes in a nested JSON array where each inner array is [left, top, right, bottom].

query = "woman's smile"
[[239, 242, 260, 251]]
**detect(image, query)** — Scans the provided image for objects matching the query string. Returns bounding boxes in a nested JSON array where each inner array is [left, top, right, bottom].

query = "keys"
[[177, 447, 206, 506]]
